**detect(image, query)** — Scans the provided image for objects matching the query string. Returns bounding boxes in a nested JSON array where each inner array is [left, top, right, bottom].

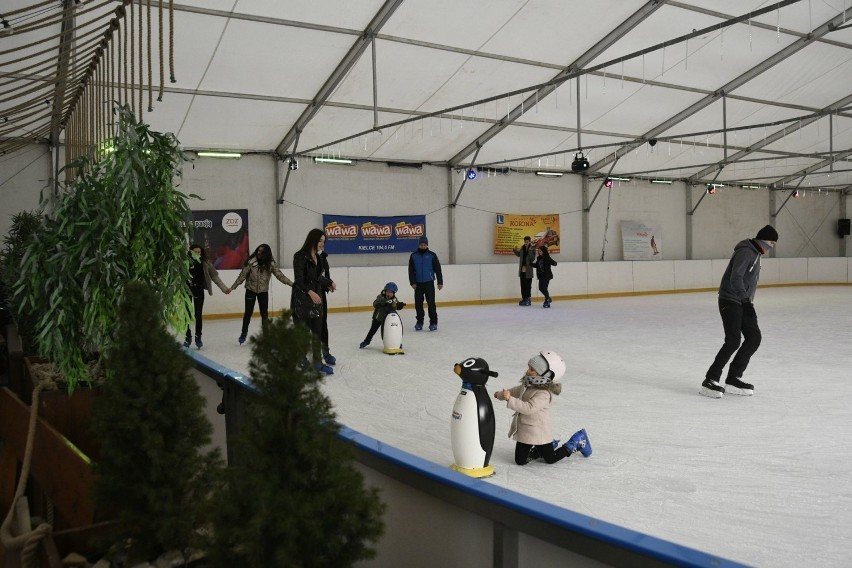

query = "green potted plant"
[[13, 104, 195, 392], [91, 281, 223, 565], [0, 210, 43, 391], [207, 317, 385, 566]]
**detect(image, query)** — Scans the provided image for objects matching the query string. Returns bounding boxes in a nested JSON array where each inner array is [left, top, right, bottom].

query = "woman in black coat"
[[292, 228, 335, 374], [534, 245, 557, 308]]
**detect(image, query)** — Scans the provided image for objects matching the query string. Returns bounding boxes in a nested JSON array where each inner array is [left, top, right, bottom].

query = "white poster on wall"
[[621, 221, 662, 260]]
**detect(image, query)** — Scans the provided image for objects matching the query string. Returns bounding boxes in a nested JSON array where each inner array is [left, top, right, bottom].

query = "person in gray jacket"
[[701, 225, 778, 398]]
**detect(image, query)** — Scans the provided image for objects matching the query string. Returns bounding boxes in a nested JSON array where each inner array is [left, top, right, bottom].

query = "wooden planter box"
[[23, 357, 100, 461], [0, 387, 106, 565]]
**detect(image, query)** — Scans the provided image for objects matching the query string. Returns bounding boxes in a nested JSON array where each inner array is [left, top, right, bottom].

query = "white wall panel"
[[587, 262, 634, 294], [778, 258, 808, 283], [633, 260, 674, 292], [807, 258, 848, 283], [673, 260, 714, 290]]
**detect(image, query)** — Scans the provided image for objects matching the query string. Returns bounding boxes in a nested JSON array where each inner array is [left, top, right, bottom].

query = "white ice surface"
[[196, 287, 852, 568]]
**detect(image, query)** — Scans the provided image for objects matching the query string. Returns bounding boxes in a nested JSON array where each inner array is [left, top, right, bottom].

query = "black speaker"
[[839, 219, 851, 237]]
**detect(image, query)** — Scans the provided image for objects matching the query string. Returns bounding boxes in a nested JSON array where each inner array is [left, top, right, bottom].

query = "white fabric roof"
[[2, 0, 852, 190]]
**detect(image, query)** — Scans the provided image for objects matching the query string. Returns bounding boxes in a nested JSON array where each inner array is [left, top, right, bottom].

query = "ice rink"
[[197, 286, 852, 568]]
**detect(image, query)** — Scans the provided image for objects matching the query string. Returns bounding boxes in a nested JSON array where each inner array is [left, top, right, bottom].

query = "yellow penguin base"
[[450, 464, 495, 478], [383, 347, 404, 355]]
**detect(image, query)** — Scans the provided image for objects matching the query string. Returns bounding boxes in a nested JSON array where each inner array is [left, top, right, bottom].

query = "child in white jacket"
[[494, 351, 591, 465]]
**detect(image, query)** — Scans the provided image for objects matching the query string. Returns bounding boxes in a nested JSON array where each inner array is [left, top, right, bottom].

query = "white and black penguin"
[[450, 357, 498, 477]]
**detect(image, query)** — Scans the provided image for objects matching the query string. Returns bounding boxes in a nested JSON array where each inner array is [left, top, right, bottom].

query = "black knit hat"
[[755, 225, 778, 242]]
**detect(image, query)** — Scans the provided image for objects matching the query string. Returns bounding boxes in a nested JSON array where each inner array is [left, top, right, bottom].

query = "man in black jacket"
[[700, 225, 778, 398]]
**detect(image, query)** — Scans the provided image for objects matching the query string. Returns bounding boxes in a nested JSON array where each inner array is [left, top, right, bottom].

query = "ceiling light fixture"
[[466, 169, 477, 180], [604, 178, 614, 188], [609, 176, 631, 182], [314, 157, 353, 165], [197, 151, 241, 159], [706, 186, 717, 194], [535, 171, 563, 177], [742, 185, 760, 189], [650, 179, 672, 185], [793, 189, 800, 198], [571, 152, 589, 172]]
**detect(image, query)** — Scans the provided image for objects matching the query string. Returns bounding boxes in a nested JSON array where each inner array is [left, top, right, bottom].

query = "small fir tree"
[[208, 317, 385, 567], [91, 281, 223, 563]]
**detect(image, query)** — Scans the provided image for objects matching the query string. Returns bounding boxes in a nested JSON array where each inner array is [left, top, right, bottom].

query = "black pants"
[[241, 290, 269, 338], [515, 441, 569, 465], [321, 291, 330, 352], [293, 311, 325, 363], [520, 277, 532, 299], [186, 286, 205, 340], [414, 281, 437, 326], [538, 277, 551, 301], [364, 319, 384, 344], [706, 299, 762, 382]]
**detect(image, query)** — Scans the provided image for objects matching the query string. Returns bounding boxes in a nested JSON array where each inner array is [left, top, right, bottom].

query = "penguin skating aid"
[[382, 310, 404, 355], [450, 357, 498, 478]]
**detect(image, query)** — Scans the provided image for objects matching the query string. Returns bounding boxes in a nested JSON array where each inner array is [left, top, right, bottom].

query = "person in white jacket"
[[494, 351, 591, 465]]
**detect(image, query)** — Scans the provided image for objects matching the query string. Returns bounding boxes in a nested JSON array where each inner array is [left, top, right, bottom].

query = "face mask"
[[757, 239, 774, 251], [191, 250, 201, 261]]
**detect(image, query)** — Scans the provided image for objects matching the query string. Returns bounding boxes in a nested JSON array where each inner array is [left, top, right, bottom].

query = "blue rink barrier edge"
[[189, 350, 747, 568]]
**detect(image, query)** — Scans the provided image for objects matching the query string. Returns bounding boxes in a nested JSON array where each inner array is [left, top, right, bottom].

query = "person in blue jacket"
[[408, 236, 443, 331]]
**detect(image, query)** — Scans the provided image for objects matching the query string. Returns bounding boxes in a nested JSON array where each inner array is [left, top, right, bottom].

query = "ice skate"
[[359, 340, 370, 349], [313, 360, 334, 375], [183, 335, 192, 348], [323, 350, 336, 365], [238, 334, 246, 345], [700, 378, 725, 398], [195, 336, 203, 349], [725, 377, 754, 396], [414, 322, 423, 331], [564, 429, 592, 457], [429, 324, 437, 331]]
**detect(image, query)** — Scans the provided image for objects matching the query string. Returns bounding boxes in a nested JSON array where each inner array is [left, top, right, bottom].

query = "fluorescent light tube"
[[196, 151, 241, 159], [535, 171, 563, 177], [314, 157, 353, 165]]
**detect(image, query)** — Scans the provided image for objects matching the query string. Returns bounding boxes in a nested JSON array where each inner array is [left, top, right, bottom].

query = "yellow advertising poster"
[[494, 214, 561, 255]]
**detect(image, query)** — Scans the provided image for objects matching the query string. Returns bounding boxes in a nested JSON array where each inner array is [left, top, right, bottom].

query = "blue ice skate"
[[564, 429, 592, 458]]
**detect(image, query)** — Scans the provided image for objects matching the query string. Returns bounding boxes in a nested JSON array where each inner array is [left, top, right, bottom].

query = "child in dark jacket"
[[360, 282, 406, 349], [534, 245, 557, 308]]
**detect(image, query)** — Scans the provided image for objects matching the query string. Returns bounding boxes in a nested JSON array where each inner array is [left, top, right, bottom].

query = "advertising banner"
[[620, 220, 662, 260], [191, 209, 250, 269], [494, 213, 561, 255], [323, 214, 426, 254]]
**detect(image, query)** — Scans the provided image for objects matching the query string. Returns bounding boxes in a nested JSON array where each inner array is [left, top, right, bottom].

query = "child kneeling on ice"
[[493, 351, 591, 465], [359, 282, 406, 349]]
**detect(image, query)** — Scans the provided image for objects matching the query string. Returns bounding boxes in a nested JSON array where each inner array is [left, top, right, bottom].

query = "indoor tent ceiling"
[[2, 0, 852, 191]]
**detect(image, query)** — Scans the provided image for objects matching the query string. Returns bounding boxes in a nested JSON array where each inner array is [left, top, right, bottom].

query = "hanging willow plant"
[[14, 104, 196, 392]]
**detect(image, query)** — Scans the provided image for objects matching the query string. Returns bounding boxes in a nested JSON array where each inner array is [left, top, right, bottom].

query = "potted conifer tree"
[[207, 317, 386, 566], [90, 281, 223, 565]]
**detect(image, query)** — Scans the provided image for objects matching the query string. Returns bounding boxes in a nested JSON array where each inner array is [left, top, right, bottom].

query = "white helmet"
[[540, 351, 566, 382], [526, 350, 566, 384]]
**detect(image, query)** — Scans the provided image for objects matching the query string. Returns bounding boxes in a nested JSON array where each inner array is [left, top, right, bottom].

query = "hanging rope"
[[158, 0, 164, 101], [123, 4, 128, 110], [169, 0, 175, 82], [146, 0, 153, 112], [137, 0, 143, 120]]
